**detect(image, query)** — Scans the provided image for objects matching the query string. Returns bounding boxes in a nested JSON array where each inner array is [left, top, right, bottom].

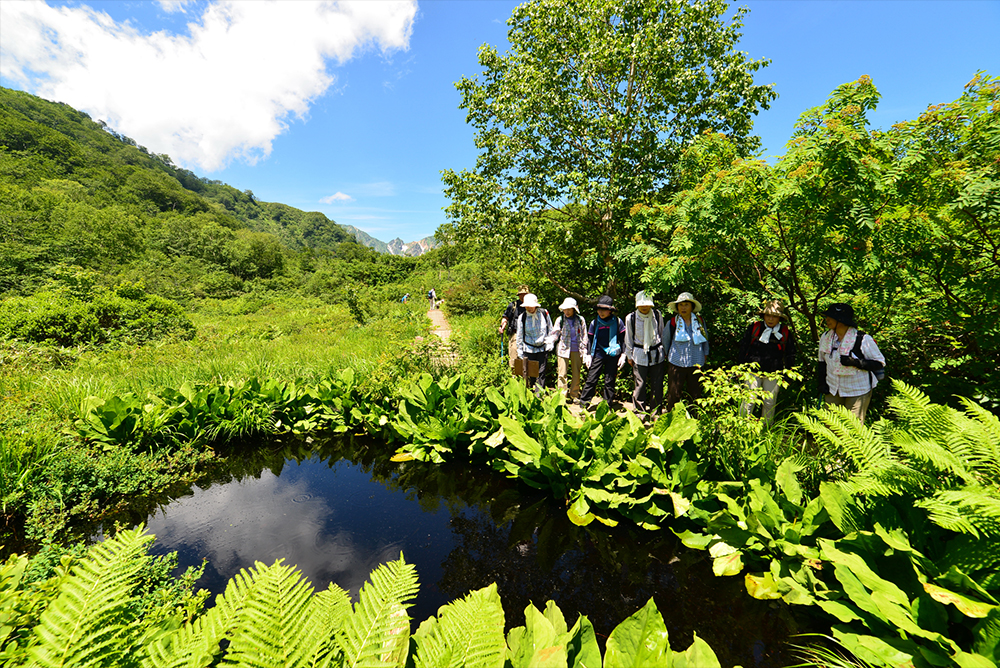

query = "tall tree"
[[441, 0, 776, 299]]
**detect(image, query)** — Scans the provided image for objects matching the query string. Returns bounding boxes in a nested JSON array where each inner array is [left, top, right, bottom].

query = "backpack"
[[850, 331, 886, 385]]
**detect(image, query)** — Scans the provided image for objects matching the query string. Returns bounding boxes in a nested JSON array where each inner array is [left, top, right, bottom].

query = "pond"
[[133, 433, 814, 667]]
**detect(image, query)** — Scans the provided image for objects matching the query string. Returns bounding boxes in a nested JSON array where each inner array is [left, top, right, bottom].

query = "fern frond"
[[338, 554, 419, 668], [955, 397, 1000, 482], [297, 585, 353, 668], [915, 487, 1000, 538], [144, 559, 270, 668], [28, 527, 154, 668], [891, 433, 976, 484], [222, 559, 320, 668], [837, 461, 932, 498], [412, 583, 506, 668], [794, 405, 887, 472]]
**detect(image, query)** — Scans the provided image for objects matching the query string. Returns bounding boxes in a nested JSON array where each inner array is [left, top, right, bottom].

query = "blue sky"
[[2, 1, 998, 243]]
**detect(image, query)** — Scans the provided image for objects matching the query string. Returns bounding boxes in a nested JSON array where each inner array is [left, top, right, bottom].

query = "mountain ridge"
[[340, 225, 438, 257]]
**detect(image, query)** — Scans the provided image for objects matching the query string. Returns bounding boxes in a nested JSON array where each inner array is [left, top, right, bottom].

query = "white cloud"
[[156, 0, 197, 13], [320, 192, 354, 203], [0, 0, 417, 172]]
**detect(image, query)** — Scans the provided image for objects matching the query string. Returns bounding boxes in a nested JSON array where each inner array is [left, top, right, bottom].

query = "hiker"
[[579, 295, 626, 407], [499, 285, 530, 374], [547, 297, 588, 403], [665, 292, 710, 413], [736, 299, 798, 425], [427, 288, 437, 309], [818, 303, 885, 424], [401, 293, 410, 303], [516, 293, 553, 395], [624, 291, 666, 417]]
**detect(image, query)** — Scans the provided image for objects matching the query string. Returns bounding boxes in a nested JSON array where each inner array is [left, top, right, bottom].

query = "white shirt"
[[819, 328, 885, 398]]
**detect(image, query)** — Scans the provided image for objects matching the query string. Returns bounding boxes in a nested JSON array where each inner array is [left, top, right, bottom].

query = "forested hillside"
[[0, 86, 361, 300]]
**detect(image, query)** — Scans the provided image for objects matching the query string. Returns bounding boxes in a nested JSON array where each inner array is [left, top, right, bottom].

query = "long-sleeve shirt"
[[624, 310, 666, 367], [667, 315, 709, 367], [516, 309, 553, 356], [548, 315, 588, 358]]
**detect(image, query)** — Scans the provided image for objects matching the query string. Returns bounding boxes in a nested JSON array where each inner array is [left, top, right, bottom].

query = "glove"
[[617, 355, 626, 370], [582, 354, 592, 367], [839, 355, 861, 368]]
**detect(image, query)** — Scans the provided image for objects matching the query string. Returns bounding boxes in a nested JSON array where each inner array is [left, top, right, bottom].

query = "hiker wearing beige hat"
[[624, 291, 666, 416], [664, 291, 710, 413], [499, 285, 530, 373], [516, 293, 554, 396], [547, 297, 589, 401], [736, 299, 798, 424]]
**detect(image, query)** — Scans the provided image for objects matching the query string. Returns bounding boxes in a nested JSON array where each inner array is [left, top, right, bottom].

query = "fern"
[[221, 560, 321, 668], [337, 554, 419, 668], [412, 583, 506, 668], [915, 487, 1000, 538], [28, 527, 153, 668]]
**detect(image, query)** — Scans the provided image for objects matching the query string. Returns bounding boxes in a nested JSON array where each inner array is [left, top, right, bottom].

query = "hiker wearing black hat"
[[818, 303, 885, 424], [499, 285, 530, 374], [578, 295, 626, 407]]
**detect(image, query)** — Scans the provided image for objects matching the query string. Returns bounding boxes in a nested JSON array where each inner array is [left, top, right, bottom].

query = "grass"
[[0, 292, 430, 530]]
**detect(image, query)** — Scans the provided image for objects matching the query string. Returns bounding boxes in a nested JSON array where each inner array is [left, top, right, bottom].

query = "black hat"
[[596, 295, 616, 312], [822, 303, 857, 328]]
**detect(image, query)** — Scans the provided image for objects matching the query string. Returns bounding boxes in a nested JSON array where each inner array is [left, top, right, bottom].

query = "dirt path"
[[427, 308, 451, 341]]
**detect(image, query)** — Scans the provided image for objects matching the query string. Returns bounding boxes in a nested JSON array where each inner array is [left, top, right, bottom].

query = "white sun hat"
[[558, 297, 578, 312], [522, 293, 541, 308], [635, 291, 655, 308], [666, 291, 702, 314]]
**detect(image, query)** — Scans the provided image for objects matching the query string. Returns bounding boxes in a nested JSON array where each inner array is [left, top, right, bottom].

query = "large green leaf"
[[603, 597, 671, 668]]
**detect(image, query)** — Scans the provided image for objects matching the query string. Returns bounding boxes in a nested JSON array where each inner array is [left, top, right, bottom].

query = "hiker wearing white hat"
[[625, 291, 666, 416], [736, 299, 798, 425], [664, 292, 710, 412], [499, 285, 531, 374], [547, 297, 589, 401], [516, 293, 554, 396]]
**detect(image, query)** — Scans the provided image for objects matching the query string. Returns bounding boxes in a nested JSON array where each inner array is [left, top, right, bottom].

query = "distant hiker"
[[664, 292, 710, 413], [737, 299, 797, 425], [427, 288, 437, 309], [579, 295, 626, 407], [401, 293, 410, 303], [818, 303, 885, 424], [547, 297, 588, 403], [516, 293, 554, 395], [499, 285, 530, 375], [624, 291, 666, 417]]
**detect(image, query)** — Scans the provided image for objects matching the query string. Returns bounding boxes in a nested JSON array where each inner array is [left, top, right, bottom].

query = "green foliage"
[[0, 282, 194, 347], [3, 529, 723, 668], [443, 0, 775, 295]]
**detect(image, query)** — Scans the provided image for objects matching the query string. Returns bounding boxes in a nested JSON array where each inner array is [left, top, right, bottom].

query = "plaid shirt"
[[819, 329, 885, 397]]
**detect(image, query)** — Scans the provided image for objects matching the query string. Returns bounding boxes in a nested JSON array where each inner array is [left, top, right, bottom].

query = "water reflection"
[[136, 434, 814, 667]]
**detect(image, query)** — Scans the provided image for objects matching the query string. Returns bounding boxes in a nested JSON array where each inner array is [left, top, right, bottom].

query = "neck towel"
[[759, 324, 784, 344], [636, 310, 655, 353], [673, 314, 708, 345]]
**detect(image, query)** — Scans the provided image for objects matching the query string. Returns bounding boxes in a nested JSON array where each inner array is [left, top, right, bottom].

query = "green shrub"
[[0, 292, 100, 346]]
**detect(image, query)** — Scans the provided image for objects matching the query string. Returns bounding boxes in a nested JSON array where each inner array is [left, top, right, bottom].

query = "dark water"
[[135, 434, 814, 667]]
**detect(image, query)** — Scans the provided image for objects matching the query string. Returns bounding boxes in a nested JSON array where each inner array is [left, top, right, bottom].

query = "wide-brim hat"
[[596, 295, 616, 312], [517, 285, 530, 296], [666, 292, 702, 314], [522, 293, 541, 308], [635, 291, 655, 308], [758, 299, 788, 321], [822, 302, 857, 328], [558, 297, 578, 312]]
